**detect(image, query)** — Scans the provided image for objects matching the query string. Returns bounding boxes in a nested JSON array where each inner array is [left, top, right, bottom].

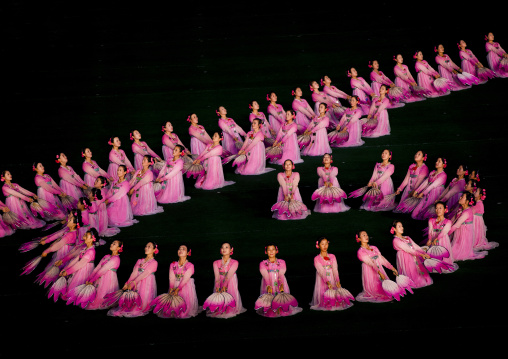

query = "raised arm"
[[189, 126, 213, 145], [393, 237, 421, 256], [435, 55, 457, 72], [371, 71, 393, 86]]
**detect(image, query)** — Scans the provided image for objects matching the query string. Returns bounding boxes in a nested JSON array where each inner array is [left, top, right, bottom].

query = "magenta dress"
[[188, 124, 212, 156], [310, 254, 353, 311], [292, 98, 314, 132], [63, 246, 96, 299], [350, 77, 375, 115], [108, 149, 135, 181], [274, 122, 303, 165], [427, 218, 458, 272], [40, 229, 77, 271], [132, 141, 161, 171], [311, 91, 342, 126], [322, 85, 349, 110], [155, 158, 190, 203], [394, 64, 426, 103], [258, 258, 302, 317], [472, 201, 499, 251], [435, 54, 470, 90], [219, 117, 246, 156], [363, 97, 390, 138], [273, 172, 310, 220], [415, 60, 450, 97], [485, 41, 508, 77], [411, 170, 447, 220], [393, 236, 432, 288], [249, 112, 274, 141], [356, 246, 394, 303], [195, 144, 234, 190], [106, 180, 138, 227], [459, 49, 490, 83], [93, 187, 120, 237], [34, 174, 66, 219], [267, 103, 285, 135], [361, 163, 396, 211], [2, 183, 45, 229], [236, 130, 274, 175], [395, 163, 429, 212], [333, 108, 364, 147], [168, 261, 199, 319], [83, 160, 110, 187], [108, 258, 158, 317], [207, 258, 246, 318], [85, 254, 120, 310], [162, 133, 187, 162], [301, 115, 331, 156], [449, 208, 487, 261], [58, 165, 86, 203], [129, 169, 163, 216], [370, 70, 405, 108], [0, 209, 14, 238], [440, 178, 466, 220], [313, 166, 349, 213]]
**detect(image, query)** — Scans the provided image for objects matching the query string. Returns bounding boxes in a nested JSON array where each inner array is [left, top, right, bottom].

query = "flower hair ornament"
[[188, 249, 192, 256], [248, 103, 252, 109], [161, 126, 166, 133], [0, 175, 4, 182], [468, 197, 475, 206], [320, 78, 324, 86], [457, 43, 462, 49], [186, 115, 192, 122], [390, 227, 395, 235], [32, 164, 37, 171], [129, 132, 134, 140], [219, 133, 224, 141], [481, 189, 486, 201], [149, 158, 155, 166], [434, 46, 438, 52], [81, 151, 85, 158], [423, 153, 427, 161], [443, 158, 447, 168], [316, 240, 329, 249], [215, 109, 220, 117], [347, 70, 352, 77], [368, 61, 373, 68], [291, 89, 296, 96], [108, 138, 113, 145], [55, 155, 60, 164], [265, 246, 279, 254], [389, 151, 392, 160], [464, 170, 469, 176], [154, 244, 159, 255], [266, 94, 271, 102], [475, 173, 480, 182], [91, 235, 96, 242], [291, 112, 296, 120], [444, 206, 449, 213], [413, 52, 418, 59], [484, 35, 488, 41], [355, 234, 360, 243], [393, 55, 397, 62], [118, 244, 123, 253], [309, 84, 314, 91]]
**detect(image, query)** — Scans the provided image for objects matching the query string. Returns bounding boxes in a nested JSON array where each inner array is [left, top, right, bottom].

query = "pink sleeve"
[[35, 176, 62, 195], [65, 248, 95, 275], [397, 167, 411, 192], [131, 142, 146, 156], [131, 260, 158, 287], [374, 164, 394, 186], [126, 260, 141, 285], [331, 255, 340, 283], [169, 264, 176, 289], [415, 178, 429, 194], [435, 55, 454, 72], [378, 253, 395, 271], [274, 126, 284, 143], [436, 221, 452, 241], [218, 118, 234, 138], [292, 100, 314, 118], [222, 260, 238, 288], [144, 143, 160, 159], [259, 261, 270, 285], [367, 101, 377, 117], [267, 105, 284, 121], [314, 256, 328, 282], [278, 260, 287, 287], [374, 98, 389, 116], [317, 167, 325, 180], [213, 261, 220, 288], [107, 181, 129, 203], [131, 171, 153, 193], [279, 124, 297, 143], [367, 164, 378, 184], [197, 145, 222, 162], [122, 152, 135, 172], [242, 132, 262, 152], [2, 185, 32, 202], [310, 117, 329, 133], [58, 167, 85, 187], [357, 249, 379, 270], [324, 86, 349, 99], [360, 78, 375, 96], [43, 227, 70, 245], [449, 211, 468, 234], [292, 172, 300, 189], [422, 172, 447, 195], [440, 182, 460, 202], [82, 162, 99, 179], [371, 71, 393, 86], [337, 112, 348, 128], [394, 66, 412, 84], [177, 263, 194, 289], [393, 237, 420, 256], [43, 231, 74, 255], [473, 201, 484, 215], [109, 150, 124, 166], [427, 220, 433, 242], [414, 166, 429, 190], [16, 184, 36, 197], [277, 173, 288, 197], [159, 161, 183, 182]]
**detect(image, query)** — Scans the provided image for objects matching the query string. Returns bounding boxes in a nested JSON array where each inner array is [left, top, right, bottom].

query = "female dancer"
[[360, 149, 396, 211], [194, 132, 235, 190], [207, 242, 246, 318], [217, 106, 246, 156], [435, 44, 471, 90], [485, 32, 508, 78], [472, 188, 499, 251], [272, 111, 303, 165], [258, 244, 302, 317], [301, 103, 332, 157], [161, 121, 190, 162], [369, 60, 405, 107], [131, 130, 162, 171], [394, 54, 426, 103], [394, 151, 429, 212], [348, 68, 375, 115], [313, 154, 349, 213], [449, 193, 487, 261], [310, 237, 353, 311], [310, 80, 342, 126], [391, 221, 432, 288], [188, 113, 213, 156], [458, 40, 495, 83], [106, 165, 138, 227], [82, 148, 112, 187], [129, 156, 164, 216], [321, 75, 350, 113], [57, 153, 87, 203], [0, 202, 15, 237], [33, 162, 67, 219], [92, 177, 119, 237], [1, 170, 46, 229], [436, 164, 467, 217], [108, 241, 158, 317], [267, 92, 286, 135], [166, 244, 199, 318], [107, 136, 135, 181], [411, 157, 447, 220], [426, 201, 458, 272], [363, 85, 391, 138], [84, 239, 122, 310], [155, 145, 190, 203], [248, 101, 276, 142], [76, 197, 91, 242], [332, 96, 364, 148], [356, 230, 398, 302], [236, 119, 274, 175], [414, 51, 450, 97], [291, 87, 315, 132], [273, 159, 310, 220]]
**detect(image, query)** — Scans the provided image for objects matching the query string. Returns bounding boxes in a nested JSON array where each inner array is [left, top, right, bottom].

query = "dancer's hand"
[[392, 269, 398, 276]]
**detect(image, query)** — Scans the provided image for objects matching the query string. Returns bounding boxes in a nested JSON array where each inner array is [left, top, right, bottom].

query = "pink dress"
[[107, 149, 135, 181], [129, 169, 163, 216], [393, 236, 432, 288], [94, 187, 120, 237], [258, 258, 302, 317], [2, 183, 46, 229], [333, 108, 364, 147], [472, 201, 499, 251], [322, 85, 349, 108], [63, 246, 96, 299], [411, 170, 447, 220], [188, 124, 212, 156], [310, 254, 353, 311], [459, 49, 489, 83], [356, 246, 394, 303], [34, 174, 66, 219], [435, 54, 470, 90], [274, 122, 303, 165], [218, 117, 246, 155], [311, 91, 341, 126], [395, 163, 429, 212], [449, 208, 487, 261], [313, 166, 349, 213], [440, 178, 466, 220], [267, 103, 285, 135], [106, 180, 138, 227], [85, 254, 120, 310], [82, 160, 110, 187], [195, 144, 234, 190], [207, 258, 246, 318], [162, 133, 187, 162], [108, 258, 158, 317], [132, 141, 160, 171], [273, 172, 310, 220], [58, 165, 86, 203], [236, 130, 273, 175], [350, 77, 375, 115], [394, 64, 426, 103], [485, 41, 508, 77], [155, 158, 190, 203], [249, 112, 274, 141], [363, 96, 390, 138], [40, 229, 77, 270], [370, 70, 405, 108], [0, 201, 14, 237], [292, 99, 314, 132], [169, 261, 199, 318], [427, 218, 458, 272], [361, 163, 396, 211], [301, 115, 331, 156], [415, 60, 450, 97]]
